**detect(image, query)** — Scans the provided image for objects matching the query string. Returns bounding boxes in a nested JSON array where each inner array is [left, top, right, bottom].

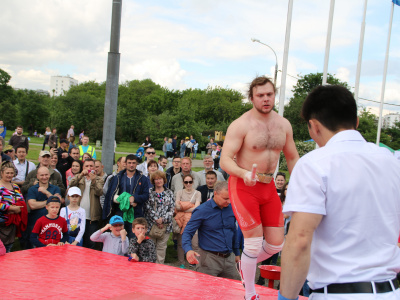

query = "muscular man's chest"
[[244, 125, 286, 151]]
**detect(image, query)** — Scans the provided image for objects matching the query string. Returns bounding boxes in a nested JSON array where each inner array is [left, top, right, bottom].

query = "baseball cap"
[[185, 137, 189, 140], [39, 150, 51, 157], [46, 196, 61, 204], [67, 186, 82, 197], [110, 215, 124, 225]]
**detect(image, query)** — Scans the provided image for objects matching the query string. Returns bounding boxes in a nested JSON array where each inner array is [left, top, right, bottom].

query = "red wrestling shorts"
[[229, 175, 284, 231]]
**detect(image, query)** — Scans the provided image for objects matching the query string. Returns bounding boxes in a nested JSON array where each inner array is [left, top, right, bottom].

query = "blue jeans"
[[68, 236, 83, 246]]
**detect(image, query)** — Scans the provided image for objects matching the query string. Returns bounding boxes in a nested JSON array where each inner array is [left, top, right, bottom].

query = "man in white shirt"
[[13, 145, 36, 186], [136, 147, 163, 176], [279, 85, 400, 300]]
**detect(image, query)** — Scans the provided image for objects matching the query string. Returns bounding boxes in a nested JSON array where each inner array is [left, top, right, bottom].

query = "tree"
[[0, 68, 18, 128], [15, 89, 50, 131], [284, 72, 351, 141]]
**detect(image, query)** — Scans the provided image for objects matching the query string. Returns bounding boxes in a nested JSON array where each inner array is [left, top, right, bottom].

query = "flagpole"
[[322, 0, 335, 85], [354, 0, 368, 105], [376, 3, 394, 145], [275, 0, 293, 177]]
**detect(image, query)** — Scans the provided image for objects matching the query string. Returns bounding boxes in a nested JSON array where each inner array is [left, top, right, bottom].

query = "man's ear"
[[308, 119, 320, 136]]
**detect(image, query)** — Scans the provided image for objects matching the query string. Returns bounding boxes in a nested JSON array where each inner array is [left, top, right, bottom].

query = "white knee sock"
[[241, 237, 263, 299], [256, 240, 284, 263]]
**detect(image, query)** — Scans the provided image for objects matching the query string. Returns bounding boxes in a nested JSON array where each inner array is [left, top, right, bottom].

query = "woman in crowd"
[[141, 136, 152, 150], [82, 153, 92, 161], [275, 172, 286, 195], [147, 160, 159, 188], [0, 162, 26, 252], [175, 174, 201, 268], [50, 154, 61, 175], [145, 171, 175, 264], [65, 160, 83, 188], [68, 136, 76, 152], [42, 127, 51, 150]]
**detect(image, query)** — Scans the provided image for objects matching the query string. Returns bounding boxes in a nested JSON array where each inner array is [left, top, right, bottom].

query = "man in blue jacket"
[[103, 154, 149, 239]]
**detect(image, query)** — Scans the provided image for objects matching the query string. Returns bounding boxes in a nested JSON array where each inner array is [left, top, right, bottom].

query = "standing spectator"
[[54, 140, 75, 188], [42, 127, 51, 150], [94, 160, 107, 208], [48, 128, 58, 149], [13, 146, 36, 187], [65, 160, 83, 188], [103, 156, 126, 200], [157, 156, 168, 170], [172, 135, 177, 156], [68, 136, 76, 152], [0, 137, 11, 162], [145, 171, 175, 264], [175, 174, 201, 268], [141, 136, 152, 150], [0, 162, 26, 252], [136, 147, 163, 177], [184, 137, 193, 157], [166, 138, 174, 158], [197, 155, 225, 185], [78, 130, 84, 145], [275, 172, 286, 195], [4, 145, 15, 161], [171, 157, 202, 194], [33, 130, 37, 137], [0, 120, 6, 139], [78, 136, 96, 159], [147, 160, 160, 188], [9, 126, 29, 151], [196, 170, 218, 204], [67, 125, 75, 139], [179, 139, 186, 158], [103, 154, 150, 239], [162, 137, 168, 157], [166, 156, 181, 189], [69, 158, 104, 249], [50, 154, 61, 175], [192, 141, 198, 159], [206, 138, 214, 155]]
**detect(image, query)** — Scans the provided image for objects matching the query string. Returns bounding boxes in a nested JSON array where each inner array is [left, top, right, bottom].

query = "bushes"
[[279, 141, 316, 171]]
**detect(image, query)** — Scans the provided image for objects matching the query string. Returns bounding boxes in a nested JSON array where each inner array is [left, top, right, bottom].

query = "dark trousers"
[[83, 220, 100, 249]]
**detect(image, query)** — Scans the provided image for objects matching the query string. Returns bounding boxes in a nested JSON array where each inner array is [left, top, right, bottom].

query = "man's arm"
[[282, 121, 300, 174], [133, 177, 149, 204], [280, 212, 322, 299], [220, 120, 247, 179]]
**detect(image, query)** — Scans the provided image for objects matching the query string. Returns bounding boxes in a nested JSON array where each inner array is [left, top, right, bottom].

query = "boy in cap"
[[60, 187, 86, 246], [30, 196, 69, 247], [90, 215, 128, 256]]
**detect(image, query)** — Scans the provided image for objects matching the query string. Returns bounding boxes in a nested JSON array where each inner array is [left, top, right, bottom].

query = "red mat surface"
[[1, 246, 307, 299]]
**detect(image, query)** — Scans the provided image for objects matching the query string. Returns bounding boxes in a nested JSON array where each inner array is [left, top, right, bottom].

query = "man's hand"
[[136, 232, 145, 244], [235, 256, 240, 263], [61, 152, 69, 159], [71, 240, 79, 246], [88, 171, 96, 181], [243, 171, 257, 186], [8, 205, 21, 214], [120, 229, 127, 241], [130, 253, 139, 261], [38, 186, 49, 196], [186, 250, 200, 264], [57, 242, 64, 246]]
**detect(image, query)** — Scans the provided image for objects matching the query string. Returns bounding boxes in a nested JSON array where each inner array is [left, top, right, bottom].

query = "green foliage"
[[284, 72, 351, 141], [279, 141, 316, 171], [15, 89, 50, 131]]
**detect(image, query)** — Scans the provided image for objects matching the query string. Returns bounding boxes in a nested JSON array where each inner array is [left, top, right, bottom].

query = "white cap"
[[67, 186, 82, 197]]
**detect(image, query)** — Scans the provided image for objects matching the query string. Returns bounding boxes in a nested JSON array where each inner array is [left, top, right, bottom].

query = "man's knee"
[[243, 236, 263, 258]]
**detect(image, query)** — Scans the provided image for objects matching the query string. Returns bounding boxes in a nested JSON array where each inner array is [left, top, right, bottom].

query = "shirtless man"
[[220, 76, 299, 300]]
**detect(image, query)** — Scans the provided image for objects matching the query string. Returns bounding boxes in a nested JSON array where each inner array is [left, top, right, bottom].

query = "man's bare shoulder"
[[227, 111, 252, 132]]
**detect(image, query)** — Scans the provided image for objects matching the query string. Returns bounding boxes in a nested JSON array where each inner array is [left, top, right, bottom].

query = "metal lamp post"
[[251, 38, 278, 87]]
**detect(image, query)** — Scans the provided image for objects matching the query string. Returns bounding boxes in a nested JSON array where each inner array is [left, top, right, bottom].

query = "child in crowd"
[[128, 218, 156, 262], [30, 196, 69, 247], [90, 215, 128, 256], [60, 187, 86, 246]]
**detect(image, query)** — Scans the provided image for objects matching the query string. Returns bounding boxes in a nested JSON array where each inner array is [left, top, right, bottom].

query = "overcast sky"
[[1, 0, 399, 115]]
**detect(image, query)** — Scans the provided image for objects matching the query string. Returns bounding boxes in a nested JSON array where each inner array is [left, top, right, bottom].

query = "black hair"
[[301, 85, 357, 132], [126, 154, 140, 163]]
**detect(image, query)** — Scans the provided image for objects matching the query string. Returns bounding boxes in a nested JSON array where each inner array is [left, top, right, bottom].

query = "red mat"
[[1, 246, 307, 299]]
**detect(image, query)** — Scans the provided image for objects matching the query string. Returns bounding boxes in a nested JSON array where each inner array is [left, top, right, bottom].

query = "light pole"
[[251, 38, 278, 87]]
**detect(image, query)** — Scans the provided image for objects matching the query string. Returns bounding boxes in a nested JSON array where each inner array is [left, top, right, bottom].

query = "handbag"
[[148, 196, 167, 239], [172, 218, 181, 234]]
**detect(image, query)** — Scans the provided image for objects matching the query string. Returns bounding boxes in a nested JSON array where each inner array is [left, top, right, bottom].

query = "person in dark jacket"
[[103, 154, 150, 240], [165, 156, 181, 189]]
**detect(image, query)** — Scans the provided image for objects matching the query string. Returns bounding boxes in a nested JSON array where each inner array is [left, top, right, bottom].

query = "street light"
[[251, 38, 278, 86]]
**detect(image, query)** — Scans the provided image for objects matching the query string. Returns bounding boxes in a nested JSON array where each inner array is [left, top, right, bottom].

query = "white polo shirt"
[[13, 159, 36, 182], [283, 130, 400, 289]]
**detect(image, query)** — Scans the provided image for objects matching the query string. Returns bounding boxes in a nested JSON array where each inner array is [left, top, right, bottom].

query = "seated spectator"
[[4, 145, 15, 161], [12, 146, 36, 187], [145, 171, 175, 264], [197, 170, 218, 204], [30, 196, 69, 247], [127, 217, 156, 262], [90, 215, 128, 256], [0, 161, 26, 252], [60, 187, 86, 246], [197, 155, 225, 185]]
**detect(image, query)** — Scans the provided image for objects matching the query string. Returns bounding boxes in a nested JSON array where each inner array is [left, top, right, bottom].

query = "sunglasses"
[[146, 152, 155, 155], [184, 181, 193, 184]]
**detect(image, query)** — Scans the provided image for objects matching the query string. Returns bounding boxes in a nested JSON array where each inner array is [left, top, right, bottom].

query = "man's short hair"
[[15, 145, 28, 153], [132, 217, 148, 229], [172, 156, 181, 161], [145, 147, 155, 153], [126, 154, 139, 163], [206, 170, 217, 178], [181, 156, 192, 164], [301, 85, 357, 132], [83, 158, 95, 166], [69, 146, 79, 153], [150, 170, 167, 185], [214, 181, 228, 193], [16, 125, 23, 129], [158, 155, 166, 161], [248, 76, 276, 100], [203, 155, 212, 161]]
